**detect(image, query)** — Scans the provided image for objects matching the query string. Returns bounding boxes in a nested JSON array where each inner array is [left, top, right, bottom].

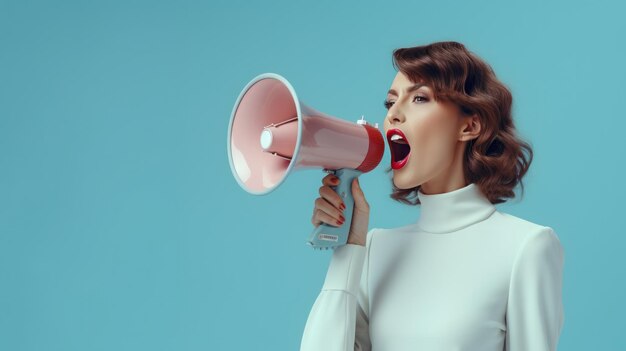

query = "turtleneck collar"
[[415, 182, 497, 234]]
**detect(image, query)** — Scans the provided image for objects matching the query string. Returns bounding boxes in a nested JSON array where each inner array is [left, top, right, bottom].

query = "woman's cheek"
[[414, 117, 455, 175], [413, 118, 436, 165]]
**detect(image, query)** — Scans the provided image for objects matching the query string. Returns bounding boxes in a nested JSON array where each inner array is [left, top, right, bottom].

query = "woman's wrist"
[[346, 239, 365, 247]]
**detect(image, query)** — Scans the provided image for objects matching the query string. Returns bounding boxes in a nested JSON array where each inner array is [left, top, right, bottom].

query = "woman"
[[300, 41, 564, 351]]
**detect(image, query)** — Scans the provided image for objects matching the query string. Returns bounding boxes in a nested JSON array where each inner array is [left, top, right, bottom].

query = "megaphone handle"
[[306, 168, 364, 250]]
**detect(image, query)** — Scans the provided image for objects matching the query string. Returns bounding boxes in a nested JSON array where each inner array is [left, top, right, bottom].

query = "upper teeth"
[[390, 134, 404, 141]]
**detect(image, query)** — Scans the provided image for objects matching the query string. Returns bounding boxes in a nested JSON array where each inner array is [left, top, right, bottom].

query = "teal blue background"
[[1, 0, 624, 349]]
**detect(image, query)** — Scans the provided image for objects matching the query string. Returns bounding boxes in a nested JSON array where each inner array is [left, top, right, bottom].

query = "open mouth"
[[386, 129, 411, 170]]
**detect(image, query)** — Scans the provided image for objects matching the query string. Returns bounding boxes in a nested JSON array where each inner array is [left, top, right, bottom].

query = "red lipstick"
[[386, 128, 411, 170]]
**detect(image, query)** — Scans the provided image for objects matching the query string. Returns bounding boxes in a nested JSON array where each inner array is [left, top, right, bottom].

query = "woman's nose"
[[386, 108, 405, 125]]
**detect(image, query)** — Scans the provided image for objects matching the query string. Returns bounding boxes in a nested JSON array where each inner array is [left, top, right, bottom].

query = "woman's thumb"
[[352, 177, 366, 206]]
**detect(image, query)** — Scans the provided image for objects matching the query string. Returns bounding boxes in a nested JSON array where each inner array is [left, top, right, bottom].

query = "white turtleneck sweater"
[[300, 182, 564, 351]]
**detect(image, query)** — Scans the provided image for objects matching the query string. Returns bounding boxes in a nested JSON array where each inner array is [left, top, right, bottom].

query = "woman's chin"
[[392, 173, 417, 189]]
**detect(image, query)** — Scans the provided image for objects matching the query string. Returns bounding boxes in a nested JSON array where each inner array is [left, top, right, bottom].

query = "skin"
[[312, 71, 481, 246]]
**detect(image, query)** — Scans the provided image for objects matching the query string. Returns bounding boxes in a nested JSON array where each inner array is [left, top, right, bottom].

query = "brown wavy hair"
[[386, 41, 533, 205]]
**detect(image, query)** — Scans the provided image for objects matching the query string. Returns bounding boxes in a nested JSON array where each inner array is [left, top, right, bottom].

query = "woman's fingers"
[[311, 207, 344, 228], [322, 173, 338, 186], [318, 184, 345, 211], [314, 197, 345, 223], [311, 174, 346, 228]]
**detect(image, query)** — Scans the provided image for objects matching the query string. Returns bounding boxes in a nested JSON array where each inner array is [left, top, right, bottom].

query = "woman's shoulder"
[[488, 210, 560, 244], [490, 212, 564, 275]]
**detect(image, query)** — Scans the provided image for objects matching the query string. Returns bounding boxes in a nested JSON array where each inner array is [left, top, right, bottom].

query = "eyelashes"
[[383, 95, 428, 110]]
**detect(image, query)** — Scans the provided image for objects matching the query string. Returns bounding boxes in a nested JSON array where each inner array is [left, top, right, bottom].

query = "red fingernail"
[[340, 203, 346, 210], [336, 220, 344, 225], [339, 215, 345, 222]]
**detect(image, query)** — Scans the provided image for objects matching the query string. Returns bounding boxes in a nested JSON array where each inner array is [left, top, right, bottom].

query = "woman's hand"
[[311, 173, 370, 247]]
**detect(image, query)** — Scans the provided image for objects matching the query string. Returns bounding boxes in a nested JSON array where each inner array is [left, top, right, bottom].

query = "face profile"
[[383, 71, 481, 194]]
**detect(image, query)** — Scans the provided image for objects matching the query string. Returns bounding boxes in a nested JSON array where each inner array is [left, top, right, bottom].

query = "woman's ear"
[[458, 114, 481, 141]]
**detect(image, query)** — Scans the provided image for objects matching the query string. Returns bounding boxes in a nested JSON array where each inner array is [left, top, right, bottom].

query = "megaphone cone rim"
[[227, 72, 304, 195]]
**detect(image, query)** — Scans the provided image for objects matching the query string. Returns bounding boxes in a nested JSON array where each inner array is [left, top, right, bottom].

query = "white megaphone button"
[[260, 129, 273, 150]]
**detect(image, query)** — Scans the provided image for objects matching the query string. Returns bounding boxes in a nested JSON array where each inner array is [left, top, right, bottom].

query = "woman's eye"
[[413, 95, 428, 103], [383, 99, 394, 110], [384, 95, 427, 110]]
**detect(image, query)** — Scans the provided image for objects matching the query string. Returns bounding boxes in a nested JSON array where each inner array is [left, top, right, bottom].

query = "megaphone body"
[[227, 73, 384, 250]]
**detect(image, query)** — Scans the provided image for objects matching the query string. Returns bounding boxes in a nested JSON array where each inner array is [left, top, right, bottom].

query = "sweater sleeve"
[[505, 226, 565, 351], [300, 228, 376, 351]]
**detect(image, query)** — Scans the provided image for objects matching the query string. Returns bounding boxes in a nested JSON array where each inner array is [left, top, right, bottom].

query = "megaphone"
[[227, 73, 384, 250]]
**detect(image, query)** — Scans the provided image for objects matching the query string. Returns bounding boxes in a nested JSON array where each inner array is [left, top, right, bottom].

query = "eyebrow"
[[387, 83, 427, 96]]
